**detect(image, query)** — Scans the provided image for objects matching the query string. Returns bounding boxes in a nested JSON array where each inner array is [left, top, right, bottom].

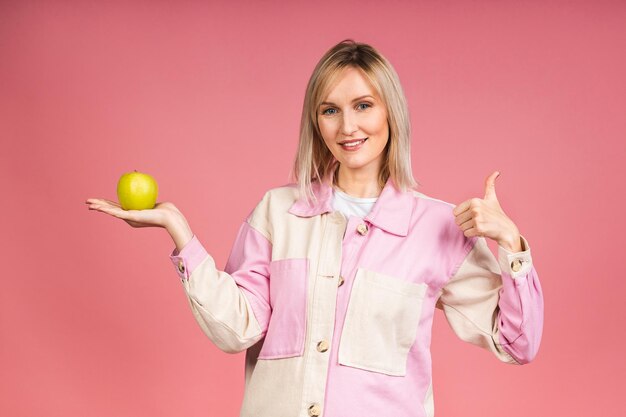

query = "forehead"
[[322, 67, 379, 101]]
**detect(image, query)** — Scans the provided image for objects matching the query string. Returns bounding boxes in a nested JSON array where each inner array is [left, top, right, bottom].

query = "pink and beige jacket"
[[169, 178, 544, 417]]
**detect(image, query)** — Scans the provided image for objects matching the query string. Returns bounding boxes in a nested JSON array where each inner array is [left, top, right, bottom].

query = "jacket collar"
[[288, 177, 414, 237]]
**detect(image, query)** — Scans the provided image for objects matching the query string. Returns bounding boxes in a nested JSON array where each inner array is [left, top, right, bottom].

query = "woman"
[[86, 39, 544, 417]]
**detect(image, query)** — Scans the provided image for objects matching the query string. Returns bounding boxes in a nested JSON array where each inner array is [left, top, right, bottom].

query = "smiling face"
[[317, 66, 389, 181]]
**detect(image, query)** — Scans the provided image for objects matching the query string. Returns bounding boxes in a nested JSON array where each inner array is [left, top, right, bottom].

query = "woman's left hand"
[[452, 171, 523, 252]]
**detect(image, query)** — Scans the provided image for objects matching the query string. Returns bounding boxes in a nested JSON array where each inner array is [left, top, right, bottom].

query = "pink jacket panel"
[[168, 178, 544, 417]]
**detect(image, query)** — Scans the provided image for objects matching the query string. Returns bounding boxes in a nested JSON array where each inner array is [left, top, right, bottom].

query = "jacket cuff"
[[498, 235, 533, 279], [169, 234, 209, 280]]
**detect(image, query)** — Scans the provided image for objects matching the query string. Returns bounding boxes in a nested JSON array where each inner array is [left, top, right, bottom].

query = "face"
[[317, 66, 389, 179]]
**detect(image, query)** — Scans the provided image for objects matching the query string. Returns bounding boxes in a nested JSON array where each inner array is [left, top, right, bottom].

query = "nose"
[[340, 111, 358, 137]]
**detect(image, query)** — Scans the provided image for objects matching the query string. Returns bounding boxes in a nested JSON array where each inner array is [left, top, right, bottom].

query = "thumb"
[[484, 171, 500, 202]]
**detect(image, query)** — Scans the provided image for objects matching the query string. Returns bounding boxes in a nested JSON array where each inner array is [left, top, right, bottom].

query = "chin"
[[339, 160, 371, 170]]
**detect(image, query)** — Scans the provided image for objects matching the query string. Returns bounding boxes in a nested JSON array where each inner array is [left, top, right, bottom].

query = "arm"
[[436, 235, 544, 364], [167, 213, 272, 354]]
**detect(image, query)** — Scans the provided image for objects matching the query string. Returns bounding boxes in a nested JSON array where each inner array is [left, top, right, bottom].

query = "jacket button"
[[510, 259, 522, 272], [316, 340, 329, 352], [356, 223, 368, 235], [338, 276, 345, 287], [177, 260, 185, 274], [308, 404, 321, 416]]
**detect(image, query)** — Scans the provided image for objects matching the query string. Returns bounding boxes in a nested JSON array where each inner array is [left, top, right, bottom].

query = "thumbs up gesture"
[[452, 171, 523, 252]]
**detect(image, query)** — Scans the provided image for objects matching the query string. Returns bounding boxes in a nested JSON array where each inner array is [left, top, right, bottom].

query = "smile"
[[339, 138, 367, 151]]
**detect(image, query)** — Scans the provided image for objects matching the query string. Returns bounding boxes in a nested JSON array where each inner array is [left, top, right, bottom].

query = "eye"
[[321, 102, 371, 115]]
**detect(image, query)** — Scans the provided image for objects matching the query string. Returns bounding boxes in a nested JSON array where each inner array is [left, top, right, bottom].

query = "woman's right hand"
[[85, 198, 183, 229]]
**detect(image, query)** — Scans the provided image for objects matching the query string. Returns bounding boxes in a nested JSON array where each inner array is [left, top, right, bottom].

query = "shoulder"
[[412, 191, 472, 240], [242, 182, 303, 242], [245, 182, 299, 224], [409, 189, 475, 257], [410, 190, 458, 218], [409, 190, 459, 232], [263, 182, 300, 201], [255, 183, 300, 213]]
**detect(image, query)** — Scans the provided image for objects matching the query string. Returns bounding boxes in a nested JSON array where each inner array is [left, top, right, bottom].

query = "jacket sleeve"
[[169, 217, 272, 354], [436, 235, 544, 364]]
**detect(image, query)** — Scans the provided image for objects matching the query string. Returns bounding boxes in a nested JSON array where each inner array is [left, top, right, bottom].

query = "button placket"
[[299, 212, 345, 417], [337, 217, 370, 297]]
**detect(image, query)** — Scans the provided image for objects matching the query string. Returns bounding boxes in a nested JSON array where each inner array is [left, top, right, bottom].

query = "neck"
[[334, 165, 383, 198]]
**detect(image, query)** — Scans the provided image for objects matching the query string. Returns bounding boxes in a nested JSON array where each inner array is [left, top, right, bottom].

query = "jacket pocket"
[[257, 257, 309, 360], [338, 268, 428, 376]]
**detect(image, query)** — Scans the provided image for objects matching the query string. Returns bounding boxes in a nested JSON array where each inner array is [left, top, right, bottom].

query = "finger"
[[452, 199, 471, 216], [95, 205, 129, 219], [87, 202, 108, 210], [458, 217, 474, 232], [93, 198, 121, 208], [102, 198, 122, 208], [463, 226, 481, 238], [484, 171, 500, 201], [460, 219, 484, 237], [86, 198, 111, 205], [454, 209, 474, 227]]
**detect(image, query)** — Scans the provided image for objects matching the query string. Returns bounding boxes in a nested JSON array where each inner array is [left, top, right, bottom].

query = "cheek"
[[317, 123, 334, 148], [375, 114, 389, 134], [318, 119, 336, 136], [362, 111, 388, 134]]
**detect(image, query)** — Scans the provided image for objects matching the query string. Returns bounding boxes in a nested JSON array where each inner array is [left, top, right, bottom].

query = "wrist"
[[498, 232, 523, 253], [166, 213, 194, 252], [165, 211, 187, 230]]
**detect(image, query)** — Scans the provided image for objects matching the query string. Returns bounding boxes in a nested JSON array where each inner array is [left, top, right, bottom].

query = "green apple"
[[116, 170, 159, 210]]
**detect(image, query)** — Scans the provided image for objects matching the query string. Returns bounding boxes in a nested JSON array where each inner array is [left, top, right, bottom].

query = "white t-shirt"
[[332, 187, 378, 219]]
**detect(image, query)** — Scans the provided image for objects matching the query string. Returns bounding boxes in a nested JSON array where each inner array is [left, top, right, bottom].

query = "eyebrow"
[[320, 95, 375, 106]]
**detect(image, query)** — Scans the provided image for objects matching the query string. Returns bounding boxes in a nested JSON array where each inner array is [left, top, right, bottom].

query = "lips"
[[339, 138, 367, 151], [339, 138, 367, 145]]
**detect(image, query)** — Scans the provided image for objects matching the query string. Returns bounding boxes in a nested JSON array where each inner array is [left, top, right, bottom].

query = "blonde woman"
[[86, 39, 544, 417]]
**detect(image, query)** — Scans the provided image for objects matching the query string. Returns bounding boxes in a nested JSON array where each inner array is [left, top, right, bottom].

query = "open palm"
[[85, 198, 181, 229]]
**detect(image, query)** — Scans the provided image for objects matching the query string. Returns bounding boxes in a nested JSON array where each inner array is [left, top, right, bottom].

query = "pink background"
[[1, 1, 624, 416]]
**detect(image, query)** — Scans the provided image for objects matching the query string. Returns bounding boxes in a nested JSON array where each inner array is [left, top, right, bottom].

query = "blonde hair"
[[290, 39, 419, 205]]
